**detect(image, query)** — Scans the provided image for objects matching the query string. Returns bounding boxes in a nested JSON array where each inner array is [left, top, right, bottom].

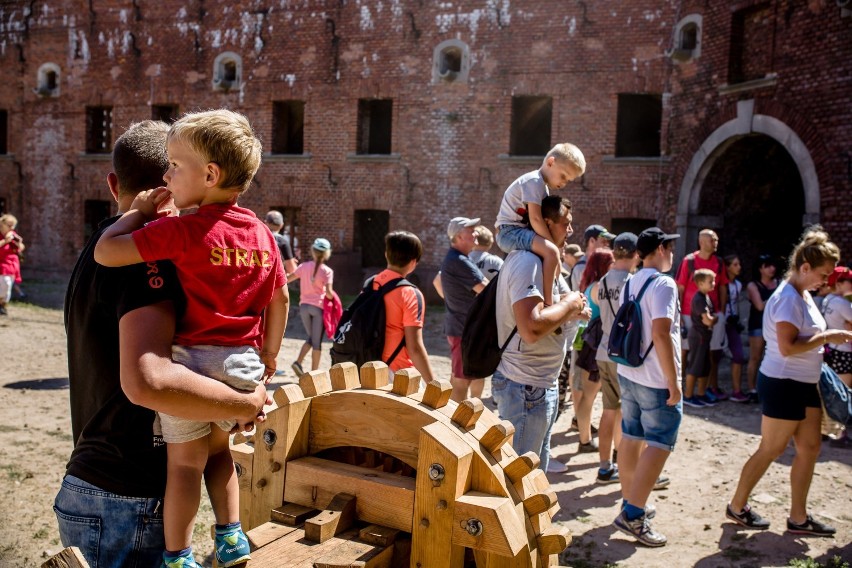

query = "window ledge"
[[602, 156, 671, 165], [263, 153, 312, 163], [718, 74, 778, 95], [497, 154, 544, 165], [346, 153, 401, 163], [78, 153, 112, 161], [0, 154, 14, 161]]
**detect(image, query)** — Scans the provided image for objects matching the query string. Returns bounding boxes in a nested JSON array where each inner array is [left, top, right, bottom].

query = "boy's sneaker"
[[613, 510, 667, 547], [215, 529, 251, 567], [683, 396, 706, 408], [786, 515, 836, 537], [620, 501, 657, 519], [653, 475, 670, 490], [730, 390, 750, 403], [708, 387, 729, 401], [163, 552, 200, 568], [596, 467, 619, 484], [699, 394, 718, 407], [725, 503, 770, 529]]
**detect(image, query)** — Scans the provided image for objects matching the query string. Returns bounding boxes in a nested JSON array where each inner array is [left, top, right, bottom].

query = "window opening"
[[272, 206, 301, 259], [86, 106, 113, 154], [615, 94, 662, 158], [0, 110, 7, 154], [357, 99, 393, 155], [354, 209, 389, 268], [151, 104, 179, 123], [272, 101, 305, 154], [510, 96, 552, 156]]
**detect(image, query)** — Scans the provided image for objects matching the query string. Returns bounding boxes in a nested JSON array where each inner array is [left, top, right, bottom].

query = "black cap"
[[584, 224, 616, 243], [636, 227, 680, 256], [612, 232, 638, 254]]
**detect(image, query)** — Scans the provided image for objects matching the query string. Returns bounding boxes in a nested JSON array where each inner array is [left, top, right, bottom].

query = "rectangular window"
[[151, 104, 179, 124], [728, 3, 773, 84], [0, 197, 6, 215], [610, 217, 657, 237], [272, 206, 301, 259], [510, 96, 552, 156], [271, 101, 305, 154], [0, 110, 7, 154], [356, 99, 393, 155], [86, 106, 113, 154], [615, 94, 662, 157], [84, 199, 112, 243], [354, 209, 389, 268]]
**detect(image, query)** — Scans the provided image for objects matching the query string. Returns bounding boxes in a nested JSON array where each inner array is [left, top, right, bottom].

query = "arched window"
[[671, 15, 702, 62], [36, 63, 61, 97], [432, 40, 470, 84], [213, 52, 242, 91]]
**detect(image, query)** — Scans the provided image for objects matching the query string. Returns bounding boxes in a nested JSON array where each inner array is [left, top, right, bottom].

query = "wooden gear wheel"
[[229, 361, 571, 567]]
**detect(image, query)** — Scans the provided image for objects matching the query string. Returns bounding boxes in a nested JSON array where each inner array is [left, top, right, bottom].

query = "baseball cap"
[[612, 232, 638, 254], [584, 224, 616, 243], [447, 217, 480, 240], [564, 243, 583, 258], [636, 227, 680, 256], [828, 266, 852, 288], [312, 237, 331, 251], [265, 210, 284, 225]]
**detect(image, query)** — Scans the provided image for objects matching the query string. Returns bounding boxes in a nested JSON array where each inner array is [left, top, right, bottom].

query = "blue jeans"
[[54, 475, 164, 568], [618, 375, 683, 451], [495, 224, 535, 255], [491, 370, 559, 471]]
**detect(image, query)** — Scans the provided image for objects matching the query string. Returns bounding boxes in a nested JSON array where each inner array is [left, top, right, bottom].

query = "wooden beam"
[[358, 525, 400, 547], [273, 383, 305, 406], [230, 441, 255, 529], [300, 369, 332, 397], [522, 491, 558, 517], [504, 452, 540, 484], [391, 368, 421, 396], [245, 520, 299, 549], [452, 491, 527, 557], [329, 362, 360, 391], [270, 503, 319, 526], [479, 420, 516, 454], [535, 525, 571, 556], [451, 398, 484, 430], [420, 379, 452, 409], [304, 493, 356, 543], [359, 361, 390, 390]]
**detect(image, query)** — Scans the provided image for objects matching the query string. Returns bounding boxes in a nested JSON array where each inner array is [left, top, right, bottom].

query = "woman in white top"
[[726, 228, 852, 536], [821, 266, 852, 447]]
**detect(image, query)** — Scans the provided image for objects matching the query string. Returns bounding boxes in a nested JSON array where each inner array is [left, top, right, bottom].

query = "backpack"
[[330, 276, 415, 368], [607, 273, 660, 367], [461, 271, 517, 379], [819, 363, 852, 426]]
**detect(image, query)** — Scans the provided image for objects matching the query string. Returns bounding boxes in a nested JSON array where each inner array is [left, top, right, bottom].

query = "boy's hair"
[[546, 143, 586, 176], [113, 120, 170, 198], [168, 109, 262, 193], [693, 268, 716, 285], [541, 195, 572, 222], [473, 225, 494, 248], [0, 214, 18, 228], [385, 231, 423, 267], [787, 225, 840, 277]]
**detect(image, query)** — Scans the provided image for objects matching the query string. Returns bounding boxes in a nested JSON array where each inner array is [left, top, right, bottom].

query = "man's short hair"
[[385, 231, 423, 267], [168, 109, 262, 193], [474, 225, 494, 248], [265, 210, 284, 226], [541, 195, 572, 222], [693, 268, 716, 285], [113, 121, 170, 198]]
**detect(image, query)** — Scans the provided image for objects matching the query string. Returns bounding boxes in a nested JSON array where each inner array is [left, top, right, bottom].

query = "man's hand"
[[232, 383, 272, 432], [130, 187, 175, 220], [667, 380, 683, 406]]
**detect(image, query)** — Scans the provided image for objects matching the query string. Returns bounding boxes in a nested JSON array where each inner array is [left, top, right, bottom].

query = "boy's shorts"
[[597, 360, 621, 410], [618, 374, 682, 452], [686, 331, 711, 377], [495, 224, 534, 255], [155, 344, 265, 444]]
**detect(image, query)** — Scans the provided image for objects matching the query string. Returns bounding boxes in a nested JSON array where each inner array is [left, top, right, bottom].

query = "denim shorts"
[[495, 224, 535, 255], [54, 475, 164, 568], [618, 375, 682, 451], [491, 370, 559, 472], [748, 328, 763, 338]]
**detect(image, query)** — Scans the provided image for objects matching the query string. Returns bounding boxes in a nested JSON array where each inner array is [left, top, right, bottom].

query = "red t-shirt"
[[0, 232, 22, 277], [675, 252, 729, 315], [372, 269, 425, 371], [132, 203, 286, 348]]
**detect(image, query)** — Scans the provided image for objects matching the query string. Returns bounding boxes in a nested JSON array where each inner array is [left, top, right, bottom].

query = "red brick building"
[[0, 1, 849, 294]]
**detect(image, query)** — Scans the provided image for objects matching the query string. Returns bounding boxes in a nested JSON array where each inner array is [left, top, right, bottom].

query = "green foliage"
[[787, 556, 850, 568]]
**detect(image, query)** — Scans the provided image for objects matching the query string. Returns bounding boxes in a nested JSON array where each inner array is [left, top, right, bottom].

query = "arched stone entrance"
[[676, 100, 818, 275]]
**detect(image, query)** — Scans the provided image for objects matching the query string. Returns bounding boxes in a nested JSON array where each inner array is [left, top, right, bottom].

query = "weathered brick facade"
[[0, 1, 849, 294]]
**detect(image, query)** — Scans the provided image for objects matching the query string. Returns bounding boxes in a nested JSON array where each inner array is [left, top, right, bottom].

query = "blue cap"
[[312, 238, 331, 251]]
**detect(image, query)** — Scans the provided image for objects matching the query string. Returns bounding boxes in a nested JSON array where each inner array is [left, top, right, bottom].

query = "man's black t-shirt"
[[64, 216, 184, 498], [273, 232, 294, 262]]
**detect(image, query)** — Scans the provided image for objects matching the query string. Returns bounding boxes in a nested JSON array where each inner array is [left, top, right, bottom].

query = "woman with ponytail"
[[288, 238, 334, 375]]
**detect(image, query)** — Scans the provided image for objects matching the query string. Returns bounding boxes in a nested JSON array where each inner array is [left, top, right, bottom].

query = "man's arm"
[[403, 326, 435, 384], [472, 281, 486, 294], [432, 273, 444, 299], [284, 258, 298, 275], [119, 301, 267, 423], [513, 291, 588, 345], [651, 317, 681, 406]]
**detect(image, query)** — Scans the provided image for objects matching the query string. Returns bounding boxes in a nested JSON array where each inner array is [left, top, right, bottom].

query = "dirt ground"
[[0, 279, 849, 568]]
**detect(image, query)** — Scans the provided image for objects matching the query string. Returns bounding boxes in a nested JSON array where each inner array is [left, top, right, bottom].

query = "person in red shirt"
[[0, 214, 24, 316], [95, 110, 288, 568], [675, 229, 730, 401], [372, 231, 436, 384]]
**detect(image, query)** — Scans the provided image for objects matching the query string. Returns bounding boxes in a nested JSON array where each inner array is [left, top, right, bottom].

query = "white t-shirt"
[[821, 293, 852, 353], [616, 268, 682, 389], [496, 251, 571, 388], [760, 280, 826, 383], [495, 170, 548, 228]]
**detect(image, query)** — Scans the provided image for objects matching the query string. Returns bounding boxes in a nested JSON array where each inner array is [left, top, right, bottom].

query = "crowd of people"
[[16, 111, 842, 567]]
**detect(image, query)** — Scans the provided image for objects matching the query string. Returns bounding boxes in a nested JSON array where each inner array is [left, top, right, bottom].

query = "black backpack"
[[330, 276, 415, 368], [461, 271, 517, 378], [607, 273, 660, 367]]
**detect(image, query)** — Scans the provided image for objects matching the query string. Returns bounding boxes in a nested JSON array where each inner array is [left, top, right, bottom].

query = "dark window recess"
[[151, 104, 179, 123], [0, 197, 6, 215], [86, 106, 113, 154], [272, 101, 305, 154], [356, 99, 393, 155], [0, 110, 7, 154], [354, 209, 389, 268], [680, 24, 698, 50], [728, 3, 773, 84], [84, 199, 112, 244], [223, 60, 238, 82], [510, 96, 552, 156], [46, 70, 58, 91], [610, 217, 657, 237], [272, 206, 301, 258], [440, 48, 462, 75], [615, 94, 662, 158]]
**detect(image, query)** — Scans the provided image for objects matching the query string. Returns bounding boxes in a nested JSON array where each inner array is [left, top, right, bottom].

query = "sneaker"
[[708, 387, 729, 401], [653, 475, 670, 490], [291, 361, 305, 377], [786, 514, 836, 537], [596, 467, 619, 484], [730, 390, 750, 403], [703, 389, 718, 403], [683, 396, 707, 408], [546, 459, 568, 474], [163, 553, 200, 568], [747, 390, 760, 404], [621, 501, 657, 520], [613, 510, 667, 547], [215, 529, 251, 567], [578, 438, 599, 453], [0, 306, 7, 316], [726, 503, 770, 529], [699, 394, 718, 407]]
